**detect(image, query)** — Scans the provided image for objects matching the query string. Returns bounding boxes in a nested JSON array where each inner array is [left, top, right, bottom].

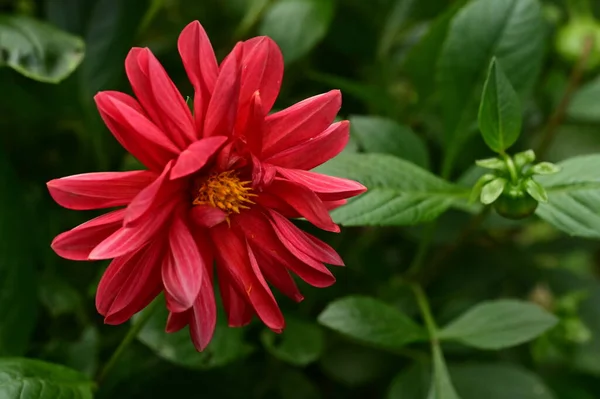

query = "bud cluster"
[[471, 150, 561, 220]]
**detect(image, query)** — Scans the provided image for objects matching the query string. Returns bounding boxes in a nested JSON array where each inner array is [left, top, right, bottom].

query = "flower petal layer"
[[47, 170, 156, 210], [170, 136, 228, 180], [51, 209, 125, 261]]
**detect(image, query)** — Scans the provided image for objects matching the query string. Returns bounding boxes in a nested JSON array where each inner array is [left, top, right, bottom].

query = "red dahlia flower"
[[47, 21, 366, 351]]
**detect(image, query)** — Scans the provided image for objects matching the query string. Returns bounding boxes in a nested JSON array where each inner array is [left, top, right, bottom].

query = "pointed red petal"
[[235, 210, 336, 288], [266, 209, 344, 266], [240, 37, 283, 113], [95, 91, 179, 171], [96, 241, 163, 324], [89, 199, 177, 260], [51, 209, 125, 261], [266, 178, 339, 233], [217, 268, 253, 327], [265, 121, 349, 170], [170, 136, 228, 180], [178, 21, 219, 136], [47, 170, 156, 210], [125, 48, 194, 148], [166, 311, 189, 333], [276, 167, 366, 201], [124, 162, 173, 226], [262, 90, 341, 156], [203, 43, 243, 137], [188, 232, 217, 351], [211, 224, 284, 330], [251, 246, 304, 302], [162, 215, 204, 313], [241, 92, 265, 155]]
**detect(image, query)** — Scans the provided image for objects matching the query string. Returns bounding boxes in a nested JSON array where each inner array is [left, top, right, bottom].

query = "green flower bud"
[[493, 183, 539, 220]]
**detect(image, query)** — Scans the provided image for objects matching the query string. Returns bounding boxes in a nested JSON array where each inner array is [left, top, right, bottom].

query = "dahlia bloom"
[[47, 21, 366, 351]]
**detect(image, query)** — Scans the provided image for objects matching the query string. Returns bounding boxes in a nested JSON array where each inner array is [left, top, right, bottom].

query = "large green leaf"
[[438, 300, 557, 349], [0, 358, 94, 398], [137, 300, 253, 369], [259, 0, 334, 63], [350, 115, 430, 168], [567, 75, 600, 122], [428, 345, 461, 399], [478, 58, 522, 153], [0, 15, 84, 83], [318, 296, 425, 351], [536, 155, 600, 238], [438, 0, 544, 173], [261, 318, 324, 366], [314, 153, 469, 226], [80, 0, 150, 97], [450, 363, 555, 399], [387, 363, 431, 399], [0, 154, 37, 356]]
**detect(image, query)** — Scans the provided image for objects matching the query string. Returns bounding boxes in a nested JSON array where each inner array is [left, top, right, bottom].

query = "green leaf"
[[0, 358, 94, 398], [535, 155, 600, 238], [478, 58, 522, 153], [525, 178, 548, 203], [0, 15, 84, 83], [261, 318, 324, 366], [438, 0, 544, 172], [568, 75, 600, 122], [350, 115, 430, 168], [530, 162, 561, 175], [80, 0, 149, 96], [259, 0, 334, 63], [514, 149, 536, 169], [0, 154, 37, 356], [387, 363, 431, 399], [318, 296, 425, 351], [450, 363, 555, 399], [403, 1, 466, 101], [278, 370, 322, 399], [480, 177, 507, 205], [428, 345, 461, 399], [475, 157, 506, 171], [137, 300, 253, 369], [314, 153, 469, 226], [438, 300, 558, 350]]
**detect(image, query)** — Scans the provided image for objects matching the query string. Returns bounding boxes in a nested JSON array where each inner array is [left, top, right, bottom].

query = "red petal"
[[276, 167, 366, 201], [324, 199, 347, 210], [235, 210, 336, 288], [96, 241, 163, 324], [51, 209, 125, 261], [203, 43, 243, 137], [47, 170, 156, 210], [166, 311, 189, 333], [262, 90, 341, 156], [252, 246, 304, 302], [124, 162, 173, 227], [211, 224, 284, 330], [189, 205, 228, 228], [240, 37, 283, 113], [162, 215, 204, 312], [95, 91, 179, 171], [89, 199, 178, 260], [241, 92, 265, 155], [266, 209, 344, 266], [178, 21, 219, 136], [170, 136, 228, 180], [265, 121, 349, 170], [251, 155, 276, 189], [217, 268, 253, 327], [266, 178, 339, 233], [125, 48, 194, 148], [188, 232, 217, 351]]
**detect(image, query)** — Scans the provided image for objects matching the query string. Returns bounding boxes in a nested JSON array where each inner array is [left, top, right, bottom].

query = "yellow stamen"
[[193, 170, 256, 215]]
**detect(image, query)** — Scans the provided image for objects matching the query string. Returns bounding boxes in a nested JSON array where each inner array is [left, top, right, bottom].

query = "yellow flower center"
[[193, 170, 256, 214]]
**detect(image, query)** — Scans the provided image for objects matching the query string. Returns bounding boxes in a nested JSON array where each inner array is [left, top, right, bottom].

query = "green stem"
[[411, 283, 438, 340], [502, 153, 519, 183], [406, 222, 437, 276], [96, 300, 159, 384]]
